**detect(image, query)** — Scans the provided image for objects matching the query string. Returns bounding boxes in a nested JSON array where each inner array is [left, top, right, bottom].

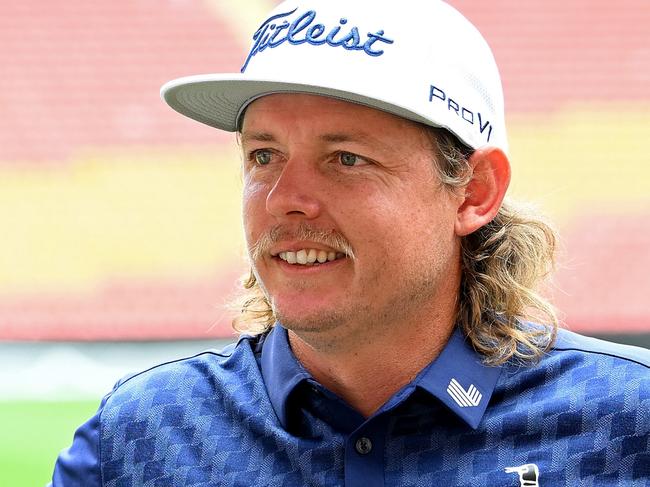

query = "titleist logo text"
[[241, 8, 394, 72]]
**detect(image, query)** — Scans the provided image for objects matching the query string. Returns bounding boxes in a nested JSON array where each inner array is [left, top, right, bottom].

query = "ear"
[[455, 147, 511, 237]]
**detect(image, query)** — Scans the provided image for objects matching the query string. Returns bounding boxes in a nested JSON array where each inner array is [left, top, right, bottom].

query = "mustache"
[[249, 224, 355, 261]]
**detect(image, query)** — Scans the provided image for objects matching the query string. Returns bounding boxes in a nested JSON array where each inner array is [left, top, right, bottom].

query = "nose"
[[266, 157, 322, 220]]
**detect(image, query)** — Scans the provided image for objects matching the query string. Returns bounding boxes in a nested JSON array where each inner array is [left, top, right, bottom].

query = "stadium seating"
[[1, 0, 648, 340]]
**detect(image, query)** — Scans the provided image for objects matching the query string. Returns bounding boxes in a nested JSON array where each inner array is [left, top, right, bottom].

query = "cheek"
[[361, 190, 456, 253], [242, 181, 270, 238]]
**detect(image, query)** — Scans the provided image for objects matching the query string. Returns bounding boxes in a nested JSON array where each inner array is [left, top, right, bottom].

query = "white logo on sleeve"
[[446, 378, 482, 407], [505, 464, 539, 486]]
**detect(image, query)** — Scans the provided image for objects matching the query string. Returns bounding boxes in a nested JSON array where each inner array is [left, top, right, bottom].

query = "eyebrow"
[[320, 132, 395, 153], [240, 131, 392, 151], [320, 132, 372, 144], [239, 132, 277, 145]]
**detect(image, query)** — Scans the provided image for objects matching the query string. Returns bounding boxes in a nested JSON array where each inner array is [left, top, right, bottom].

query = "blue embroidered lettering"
[[448, 98, 460, 115], [327, 28, 342, 44], [242, 9, 298, 71], [287, 11, 314, 44], [306, 24, 327, 44], [326, 19, 348, 45], [478, 113, 493, 142], [462, 108, 474, 124], [269, 21, 290, 47], [363, 30, 394, 56], [258, 25, 275, 52], [428, 83, 494, 144], [340, 27, 362, 49], [241, 9, 393, 73], [429, 85, 446, 102], [477, 112, 490, 134], [257, 24, 275, 53]]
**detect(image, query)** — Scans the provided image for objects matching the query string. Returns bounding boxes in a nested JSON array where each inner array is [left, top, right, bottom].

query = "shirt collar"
[[260, 324, 502, 431], [260, 324, 311, 429], [412, 327, 503, 429]]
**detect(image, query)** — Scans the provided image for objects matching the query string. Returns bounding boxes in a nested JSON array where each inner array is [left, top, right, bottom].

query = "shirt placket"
[[344, 416, 388, 487]]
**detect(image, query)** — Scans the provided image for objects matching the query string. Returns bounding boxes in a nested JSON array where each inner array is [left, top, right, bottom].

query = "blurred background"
[[1, 0, 648, 485]]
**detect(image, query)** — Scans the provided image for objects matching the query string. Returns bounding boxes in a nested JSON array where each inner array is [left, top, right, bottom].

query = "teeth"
[[277, 249, 342, 265]]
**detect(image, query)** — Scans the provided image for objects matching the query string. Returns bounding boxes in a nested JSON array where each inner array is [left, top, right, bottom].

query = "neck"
[[287, 300, 457, 418]]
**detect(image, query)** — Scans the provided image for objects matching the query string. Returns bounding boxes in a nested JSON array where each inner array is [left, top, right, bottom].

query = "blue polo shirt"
[[50, 325, 650, 486]]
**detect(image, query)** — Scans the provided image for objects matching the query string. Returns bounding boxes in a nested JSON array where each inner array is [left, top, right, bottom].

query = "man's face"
[[241, 94, 463, 337]]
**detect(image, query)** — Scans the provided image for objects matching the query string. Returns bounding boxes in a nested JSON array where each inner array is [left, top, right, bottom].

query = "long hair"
[[232, 126, 558, 365]]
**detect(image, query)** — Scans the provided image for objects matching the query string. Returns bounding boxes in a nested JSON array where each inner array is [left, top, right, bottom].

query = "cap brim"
[[161, 73, 438, 133]]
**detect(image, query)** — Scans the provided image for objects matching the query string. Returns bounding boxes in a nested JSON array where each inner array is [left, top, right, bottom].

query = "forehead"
[[240, 93, 428, 142]]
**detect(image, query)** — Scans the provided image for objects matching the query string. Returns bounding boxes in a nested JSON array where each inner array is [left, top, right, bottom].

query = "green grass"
[[0, 400, 99, 487]]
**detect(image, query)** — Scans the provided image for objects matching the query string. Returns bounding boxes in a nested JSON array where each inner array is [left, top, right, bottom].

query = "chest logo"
[[505, 464, 540, 486], [446, 378, 482, 407]]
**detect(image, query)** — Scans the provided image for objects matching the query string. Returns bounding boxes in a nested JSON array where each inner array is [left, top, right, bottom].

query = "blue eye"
[[254, 150, 272, 165], [339, 152, 358, 166]]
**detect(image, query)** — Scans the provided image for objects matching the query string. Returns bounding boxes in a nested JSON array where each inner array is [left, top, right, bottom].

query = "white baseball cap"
[[161, 0, 507, 153]]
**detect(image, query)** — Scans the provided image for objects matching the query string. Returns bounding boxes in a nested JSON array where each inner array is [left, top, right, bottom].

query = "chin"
[[272, 304, 346, 335]]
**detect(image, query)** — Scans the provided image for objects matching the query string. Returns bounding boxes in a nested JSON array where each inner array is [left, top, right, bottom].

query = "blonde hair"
[[232, 127, 558, 365]]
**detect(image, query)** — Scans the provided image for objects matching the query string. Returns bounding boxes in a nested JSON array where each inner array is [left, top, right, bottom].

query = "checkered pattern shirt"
[[51, 325, 650, 486]]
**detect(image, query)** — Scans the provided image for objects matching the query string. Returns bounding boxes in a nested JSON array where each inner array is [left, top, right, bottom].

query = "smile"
[[273, 249, 346, 265]]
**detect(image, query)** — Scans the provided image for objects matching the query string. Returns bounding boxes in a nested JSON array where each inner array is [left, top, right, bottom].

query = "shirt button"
[[355, 437, 373, 455]]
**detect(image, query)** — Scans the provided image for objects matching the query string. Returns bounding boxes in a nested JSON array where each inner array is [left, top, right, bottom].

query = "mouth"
[[271, 248, 347, 266]]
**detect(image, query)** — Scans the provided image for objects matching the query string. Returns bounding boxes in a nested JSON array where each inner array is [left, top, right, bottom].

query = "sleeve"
[[48, 392, 112, 487]]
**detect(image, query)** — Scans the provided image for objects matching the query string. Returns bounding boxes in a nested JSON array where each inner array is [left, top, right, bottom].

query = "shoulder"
[[104, 335, 261, 408], [488, 331, 649, 483], [50, 335, 269, 486], [96, 335, 272, 475], [552, 328, 650, 368], [498, 328, 649, 410], [541, 329, 649, 403], [95, 334, 269, 430]]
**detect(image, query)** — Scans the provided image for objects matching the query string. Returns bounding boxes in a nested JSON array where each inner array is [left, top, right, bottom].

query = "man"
[[51, 1, 649, 486]]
